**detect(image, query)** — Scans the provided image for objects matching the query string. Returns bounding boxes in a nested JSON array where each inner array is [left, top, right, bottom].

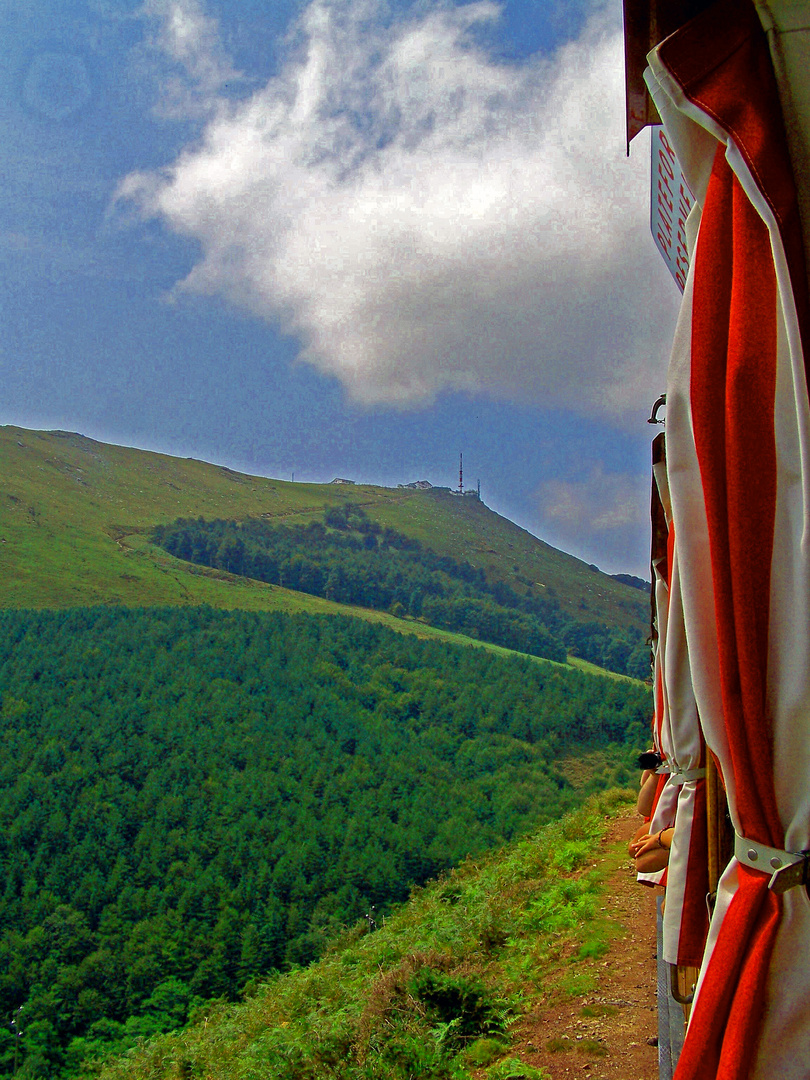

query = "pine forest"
[[0, 606, 649, 1077]]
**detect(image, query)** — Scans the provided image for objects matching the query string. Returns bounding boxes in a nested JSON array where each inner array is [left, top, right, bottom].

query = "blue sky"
[[1, 0, 680, 577]]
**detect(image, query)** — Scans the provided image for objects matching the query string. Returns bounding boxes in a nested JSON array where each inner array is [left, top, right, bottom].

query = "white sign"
[[651, 125, 694, 292]]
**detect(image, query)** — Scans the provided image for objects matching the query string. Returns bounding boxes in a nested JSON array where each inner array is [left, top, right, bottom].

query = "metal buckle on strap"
[[734, 834, 810, 893]]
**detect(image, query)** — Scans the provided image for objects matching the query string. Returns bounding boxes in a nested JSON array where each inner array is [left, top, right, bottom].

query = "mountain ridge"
[[0, 426, 647, 641]]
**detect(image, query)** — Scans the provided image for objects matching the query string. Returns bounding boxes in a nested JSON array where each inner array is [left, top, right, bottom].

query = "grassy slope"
[[0, 426, 647, 635], [94, 790, 634, 1080]]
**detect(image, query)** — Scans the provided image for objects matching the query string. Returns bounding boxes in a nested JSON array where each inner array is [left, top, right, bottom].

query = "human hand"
[[631, 827, 673, 875], [629, 829, 671, 858]]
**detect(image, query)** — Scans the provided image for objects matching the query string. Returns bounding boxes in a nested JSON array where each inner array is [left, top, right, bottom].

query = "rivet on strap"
[[734, 834, 810, 893]]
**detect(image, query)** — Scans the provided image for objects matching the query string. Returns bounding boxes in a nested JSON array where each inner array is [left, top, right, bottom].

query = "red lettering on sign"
[[657, 129, 677, 162], [650, 126, 694, 292], [678, 183, 693, 221], [658, 153, 675, 182], [658, 179, 674, 214]]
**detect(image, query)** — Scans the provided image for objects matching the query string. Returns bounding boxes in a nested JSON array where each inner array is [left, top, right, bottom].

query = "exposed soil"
[[508, 806, 663, 1080]]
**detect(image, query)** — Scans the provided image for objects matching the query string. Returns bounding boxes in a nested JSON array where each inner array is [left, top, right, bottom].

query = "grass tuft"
[[546, 1036, 575, 1052], [485, 1056, 551, 1079], [462, 1037, 509, 1066], [580, 1003, 619, 1018]]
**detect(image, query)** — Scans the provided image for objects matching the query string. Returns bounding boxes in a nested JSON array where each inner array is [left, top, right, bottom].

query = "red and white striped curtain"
[[645, 1, 810, 1077]]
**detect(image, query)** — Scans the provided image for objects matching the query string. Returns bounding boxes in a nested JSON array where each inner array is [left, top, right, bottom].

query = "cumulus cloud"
[[534, 464, 650, 574], [118, 0, 677, 420]]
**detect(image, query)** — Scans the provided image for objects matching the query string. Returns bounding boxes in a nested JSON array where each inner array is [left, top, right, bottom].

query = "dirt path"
[[509, 806, 662, 1079]]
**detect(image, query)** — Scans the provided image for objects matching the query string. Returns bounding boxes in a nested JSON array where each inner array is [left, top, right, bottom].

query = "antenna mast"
[[459, 453, 463, 494]]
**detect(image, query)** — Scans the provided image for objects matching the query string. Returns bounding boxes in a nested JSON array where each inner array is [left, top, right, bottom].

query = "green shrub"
[[407, 968, 506, 1044]]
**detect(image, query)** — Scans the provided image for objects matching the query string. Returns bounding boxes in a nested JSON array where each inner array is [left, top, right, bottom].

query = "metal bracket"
[[669, 963, 694, 1005], [734, 834, 810, 893], [648, 394, 667, 425]]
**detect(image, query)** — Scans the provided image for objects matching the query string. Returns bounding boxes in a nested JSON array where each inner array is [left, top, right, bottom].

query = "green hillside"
[[91, 791, 634, 1080], [0, 426, 646, 636], [0, 426, 654, 1078], [0, 607, 649, 1077]]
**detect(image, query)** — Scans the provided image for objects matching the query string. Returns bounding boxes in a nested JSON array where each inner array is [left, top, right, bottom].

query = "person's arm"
[[637, 771, 658, 817], [631, 826, 674, 874]]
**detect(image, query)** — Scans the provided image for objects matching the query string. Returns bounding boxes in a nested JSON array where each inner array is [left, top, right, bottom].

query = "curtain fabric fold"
[[643, 435, 709, 961], [637, 441, 673, 888]]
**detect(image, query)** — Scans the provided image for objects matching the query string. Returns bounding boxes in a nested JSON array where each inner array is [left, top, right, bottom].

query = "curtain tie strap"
[[669, 767, 705, 784], [734, 834, 810, 893], [655, 765, 705, 783]]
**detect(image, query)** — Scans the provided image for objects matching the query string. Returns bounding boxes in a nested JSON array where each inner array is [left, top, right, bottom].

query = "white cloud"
[[118, 0, 678, 421], [141, 0, 241, 117], [534, 464, 650, 574]]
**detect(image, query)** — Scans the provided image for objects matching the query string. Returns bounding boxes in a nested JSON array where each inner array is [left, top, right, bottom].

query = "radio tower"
[[459, 452, 463, 494]]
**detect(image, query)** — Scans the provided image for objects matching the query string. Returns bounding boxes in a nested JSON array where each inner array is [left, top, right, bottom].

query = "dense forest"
[[0, 606, 650, 1078], [152, 506, 650, 677]]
